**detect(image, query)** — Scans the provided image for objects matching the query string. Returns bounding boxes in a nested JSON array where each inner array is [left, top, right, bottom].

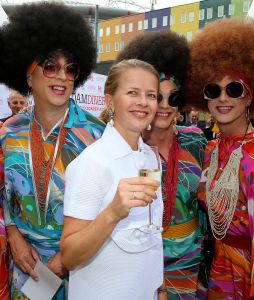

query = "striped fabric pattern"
[[198, 132, 254, 299], [0, 100, 105, 299], [161, 126, 207, 299]]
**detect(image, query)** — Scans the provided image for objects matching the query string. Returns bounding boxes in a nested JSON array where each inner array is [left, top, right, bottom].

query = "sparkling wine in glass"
[[138, 146, 162, 233]]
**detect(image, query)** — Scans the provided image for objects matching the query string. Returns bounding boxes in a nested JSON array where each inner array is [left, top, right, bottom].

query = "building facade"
[[98, 0, 253, 63]]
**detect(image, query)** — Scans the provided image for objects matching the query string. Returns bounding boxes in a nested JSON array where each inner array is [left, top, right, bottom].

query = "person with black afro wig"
[[187, 18, 254, 299], [115, 30, 208, 299], [0, 2, 96, 94], [0, 2, 105, 299]]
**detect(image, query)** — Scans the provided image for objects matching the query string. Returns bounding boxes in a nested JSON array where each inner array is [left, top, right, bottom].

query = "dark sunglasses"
[[203, 81, 246, 100], [158, 91, 181, 107], [39, 59, 80, 81]]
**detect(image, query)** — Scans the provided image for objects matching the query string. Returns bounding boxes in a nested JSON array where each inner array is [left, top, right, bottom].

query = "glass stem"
[[149, 203, 153, 225]]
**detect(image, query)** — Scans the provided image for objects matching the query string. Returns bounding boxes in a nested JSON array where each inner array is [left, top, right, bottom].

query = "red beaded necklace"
[[209, 122, 250, 192], [162, 134, 179, 227]]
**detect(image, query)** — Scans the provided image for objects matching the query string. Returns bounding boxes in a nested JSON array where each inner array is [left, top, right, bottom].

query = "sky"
[[94, 0, 195, 9], [84, 0, 199, 11], [2, 0, 254, 16]]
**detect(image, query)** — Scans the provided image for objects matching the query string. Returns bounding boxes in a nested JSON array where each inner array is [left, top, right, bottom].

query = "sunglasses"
[[157, 91, 181, 107], [203, 81, 246, 100], [39, 59, 80, 81]]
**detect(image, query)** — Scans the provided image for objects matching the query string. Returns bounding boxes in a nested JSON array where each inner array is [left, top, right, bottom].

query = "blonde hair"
[[100, 59, 159, 123]]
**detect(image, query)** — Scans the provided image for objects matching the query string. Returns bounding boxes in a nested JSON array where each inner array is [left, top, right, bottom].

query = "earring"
[[146, 124, 151, 131], [26, 87, 34, 112], [108, 107, 114, 127], [246, 107, 250, 123]]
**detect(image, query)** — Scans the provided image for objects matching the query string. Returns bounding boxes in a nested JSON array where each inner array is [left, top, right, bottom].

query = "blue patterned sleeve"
[[0, 129, 15, 226]]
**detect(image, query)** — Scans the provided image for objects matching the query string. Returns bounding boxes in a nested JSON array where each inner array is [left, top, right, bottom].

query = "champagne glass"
[[138, 145, 162, 233]]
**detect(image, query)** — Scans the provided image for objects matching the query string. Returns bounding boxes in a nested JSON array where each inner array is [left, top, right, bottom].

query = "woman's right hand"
[[107, 176, 160, 222], [61, 176, 160, 270], [7, 225, 40, 280]]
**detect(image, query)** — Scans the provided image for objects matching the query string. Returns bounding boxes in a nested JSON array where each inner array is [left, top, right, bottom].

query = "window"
[[106, 43, 110, 53], [128, 22, 133, 32], [115, 25, 119, 34], [170, 15, 175, 26], [243, 1, 250, 12], [114, 41, 119, 51], [99, 28, 103, 37], [207, 7, 213, 19], [218, 5, 224, 17], [138, 20, 143, 31], [152, 17, 157, 28], [228, 3, 235, 16], [181, 12, 186, 23], [186, 31, 193, 41], [99, 44, 103, 53], [144, 19, 148, 30], [199, 9, 205, 20], [120, 41, 124, 50], [189, 11, 194, 22], [162, 15, 168, 26], [106, 26, 110, 36], [121, 24, 125, 34]]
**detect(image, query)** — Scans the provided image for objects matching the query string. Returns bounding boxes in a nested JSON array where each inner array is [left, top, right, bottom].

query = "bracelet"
[[158, 288, 167, 293]]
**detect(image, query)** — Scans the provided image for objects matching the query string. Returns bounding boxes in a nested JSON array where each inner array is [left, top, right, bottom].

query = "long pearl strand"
[[206, 143, 244, 240]]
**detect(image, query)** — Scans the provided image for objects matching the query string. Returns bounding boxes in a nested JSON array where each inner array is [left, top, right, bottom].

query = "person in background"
[[176, 112, 185, 126], [0, 90, 28, 123], [204, 115, 218, 140], [187, 18, 254, 299], [185, 109, 205, 130], [116, 30, 208, 299], [0, 3, 104, 299], [61, 59, 163, 300]]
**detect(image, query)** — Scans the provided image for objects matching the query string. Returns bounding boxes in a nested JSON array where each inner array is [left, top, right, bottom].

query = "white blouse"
[[64, 124, 163, 300]]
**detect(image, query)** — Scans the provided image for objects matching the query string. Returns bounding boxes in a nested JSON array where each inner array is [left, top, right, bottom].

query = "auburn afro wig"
[[186, 18, 254, 112], [116, 30, 189, 86], [0, 2, 96, 95]]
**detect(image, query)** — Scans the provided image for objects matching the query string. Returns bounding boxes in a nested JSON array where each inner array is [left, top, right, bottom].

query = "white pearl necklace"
[[206, 143, 244, 240]]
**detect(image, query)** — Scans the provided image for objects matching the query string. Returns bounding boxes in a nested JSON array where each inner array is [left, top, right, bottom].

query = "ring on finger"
[[132, 191, 137, 200]]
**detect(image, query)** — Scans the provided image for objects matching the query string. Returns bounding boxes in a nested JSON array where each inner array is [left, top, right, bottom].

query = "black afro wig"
[[116, 30, 189, 86], [0, 2, 96, 95]]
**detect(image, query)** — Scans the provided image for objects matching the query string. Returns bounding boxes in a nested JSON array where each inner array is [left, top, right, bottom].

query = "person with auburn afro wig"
[[0, 2, 105, 299], [115, 30, 208, 299], [187, 18, 254, 299]]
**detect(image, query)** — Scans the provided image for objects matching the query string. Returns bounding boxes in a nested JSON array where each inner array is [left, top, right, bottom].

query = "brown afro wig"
[[186, 18, 254, 112], [0, 2, 96, 95], [116, 30, 189, 87]]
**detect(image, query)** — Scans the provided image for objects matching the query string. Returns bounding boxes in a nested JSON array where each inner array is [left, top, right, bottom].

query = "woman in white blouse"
[[61, 59, 164, 300]]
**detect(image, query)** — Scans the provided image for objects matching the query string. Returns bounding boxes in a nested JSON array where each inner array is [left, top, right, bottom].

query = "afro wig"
[[0, 2, 96, 95], [186, 19, 254, 112], [116, 30, 189, 86]]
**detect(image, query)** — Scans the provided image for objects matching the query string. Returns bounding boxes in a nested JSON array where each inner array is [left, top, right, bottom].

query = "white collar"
[[101, 123, 146, 159]]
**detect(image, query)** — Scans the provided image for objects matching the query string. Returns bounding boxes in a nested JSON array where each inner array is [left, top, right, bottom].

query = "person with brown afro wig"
[[115, 31, 208, 299], [187, 18, 254, 299], [0, 2, 105, 299]]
